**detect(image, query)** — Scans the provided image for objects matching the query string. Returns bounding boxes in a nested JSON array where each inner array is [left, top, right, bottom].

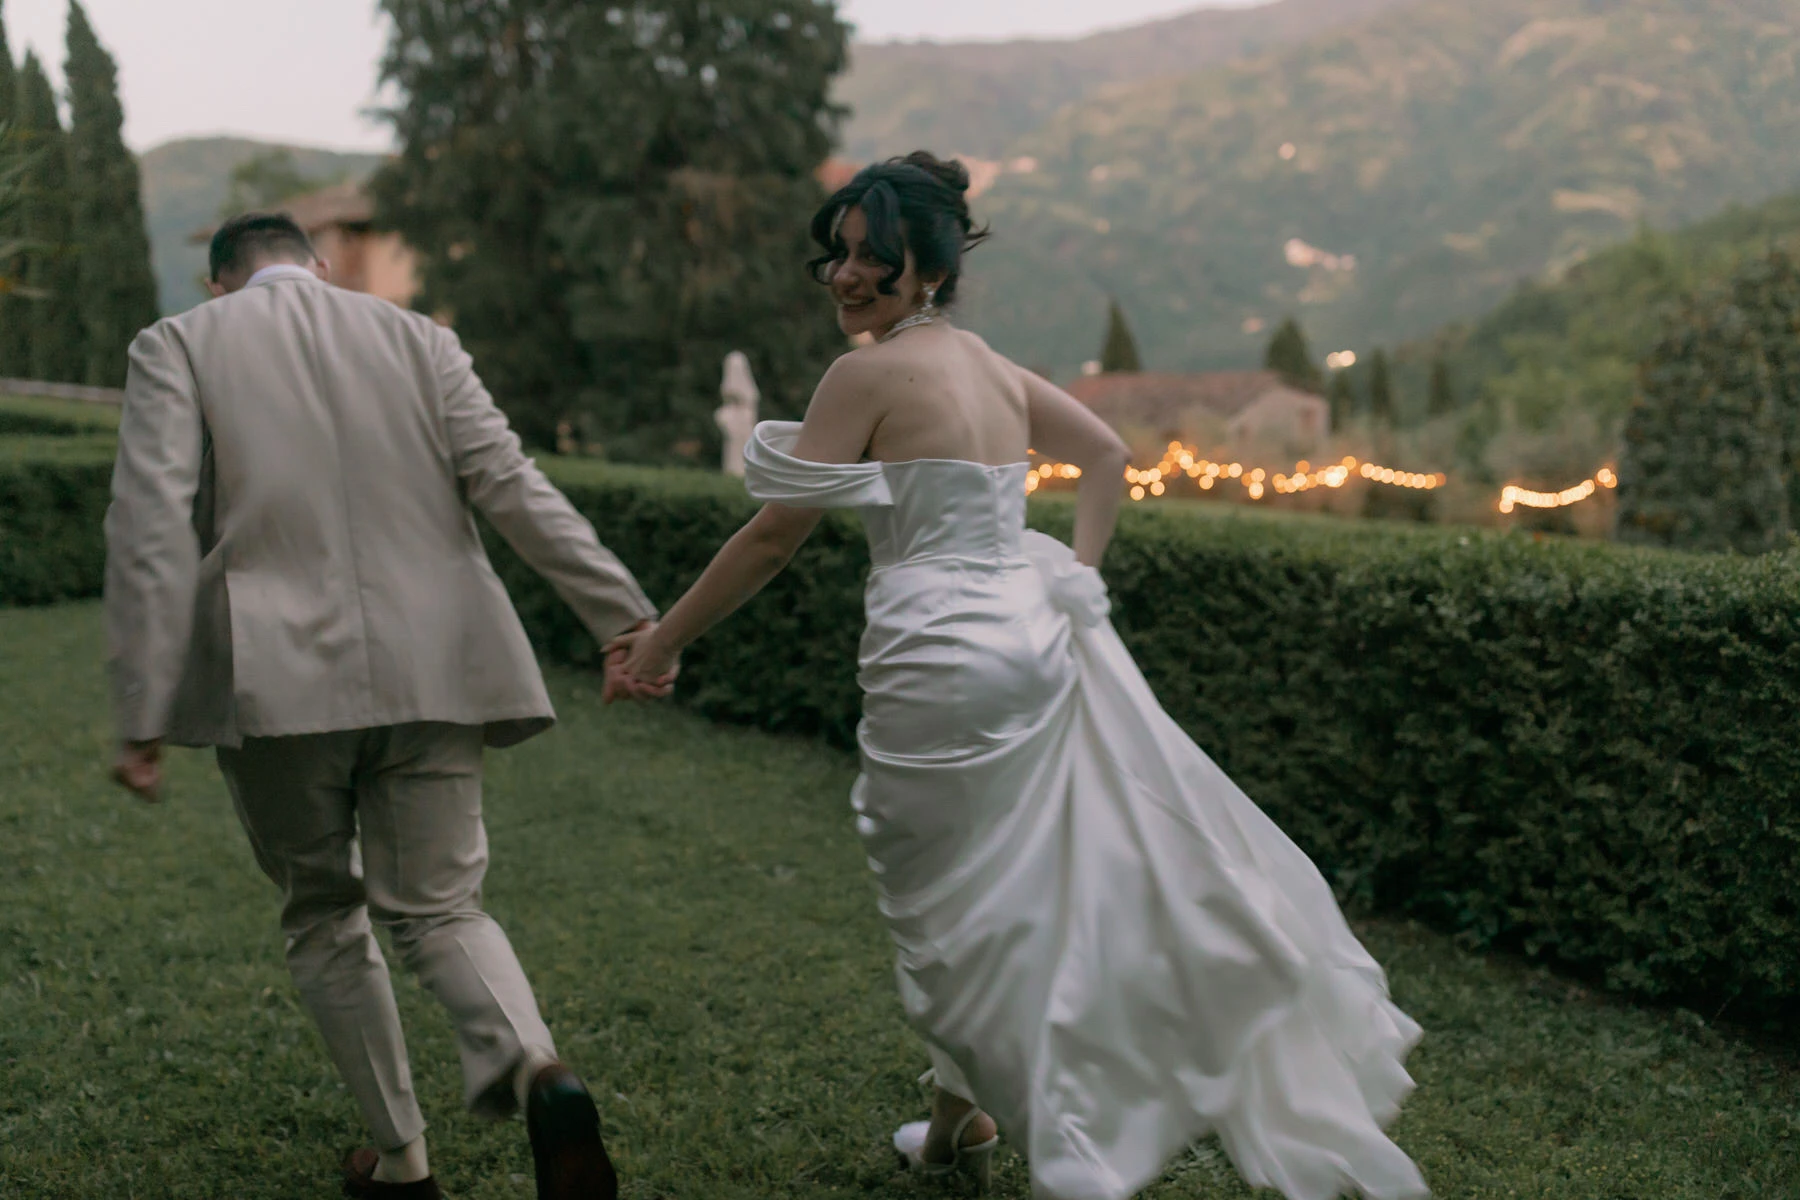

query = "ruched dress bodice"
[[741, 420, 1426, 1200]]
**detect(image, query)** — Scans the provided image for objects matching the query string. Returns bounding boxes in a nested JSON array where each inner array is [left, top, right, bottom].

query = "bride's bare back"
[[787, 318, 1129, 565], [791, 323, 1120, 471], [859, 326, 1030, 466]]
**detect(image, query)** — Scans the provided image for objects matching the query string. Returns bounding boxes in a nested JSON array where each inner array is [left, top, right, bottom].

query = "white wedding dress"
[[743, 421, 1428, 1200]]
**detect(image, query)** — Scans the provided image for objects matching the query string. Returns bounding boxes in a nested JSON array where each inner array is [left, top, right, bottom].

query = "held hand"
[[112, 739, 163, 803], [602, 647, 675, 703], [601, 625, 679, 703]]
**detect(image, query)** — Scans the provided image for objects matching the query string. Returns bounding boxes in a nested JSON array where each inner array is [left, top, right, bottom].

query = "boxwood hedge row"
[[4, 435, 1795, 1020], [0, 394, 121, 438]]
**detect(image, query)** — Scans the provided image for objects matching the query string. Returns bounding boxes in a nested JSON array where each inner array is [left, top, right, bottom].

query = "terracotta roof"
[[1065, 370, 1299, 429]]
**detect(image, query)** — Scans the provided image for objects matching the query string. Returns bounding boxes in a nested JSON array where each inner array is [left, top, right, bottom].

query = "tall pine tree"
[[1099, 297, 1142, 373], [1263, 316, 1321, 391], [1366, 348, 1395, 426], [65, 0, 158, 387], [19, 51, 83, 383], [1427, 356, 1456, 417], [0, 2, 29, 378], [373, 0, 851, 459], [1327, 368, 1354, 431]]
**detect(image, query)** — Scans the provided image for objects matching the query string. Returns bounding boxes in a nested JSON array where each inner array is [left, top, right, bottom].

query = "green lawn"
[[1, 603, 1794, 1199]]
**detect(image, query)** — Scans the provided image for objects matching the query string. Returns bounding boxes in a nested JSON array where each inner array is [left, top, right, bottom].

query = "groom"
[[105, 213, 662, 1199]]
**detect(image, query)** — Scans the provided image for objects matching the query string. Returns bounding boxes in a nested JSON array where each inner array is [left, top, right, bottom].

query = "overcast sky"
[[2, 0, 1267, 153]]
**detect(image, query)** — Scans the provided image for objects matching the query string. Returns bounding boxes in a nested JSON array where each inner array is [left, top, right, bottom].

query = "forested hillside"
[[950, 0, 1800, 378], [834, 0, 1411, 162]]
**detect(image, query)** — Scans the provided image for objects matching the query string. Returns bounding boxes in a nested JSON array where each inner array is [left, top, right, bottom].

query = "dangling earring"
[[880, 284, 943, 342]]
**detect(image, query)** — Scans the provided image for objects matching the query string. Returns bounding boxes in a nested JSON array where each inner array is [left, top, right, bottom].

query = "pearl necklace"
[[880, 307, 939, 342]]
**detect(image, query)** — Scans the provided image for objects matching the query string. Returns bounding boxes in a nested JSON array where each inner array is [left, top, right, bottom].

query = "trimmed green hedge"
[[0, 437, 114, 607], [5, 437, 1796, 1020], [0, 394, 122, 438]]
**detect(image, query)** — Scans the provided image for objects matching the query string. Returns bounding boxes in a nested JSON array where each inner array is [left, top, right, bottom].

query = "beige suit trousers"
[[217, 723, 554, 1150]]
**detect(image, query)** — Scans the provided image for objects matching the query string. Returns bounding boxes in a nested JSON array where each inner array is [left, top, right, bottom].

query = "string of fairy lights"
[[1497, 468, 1618, 513], [1025, 440, 1619, 515]]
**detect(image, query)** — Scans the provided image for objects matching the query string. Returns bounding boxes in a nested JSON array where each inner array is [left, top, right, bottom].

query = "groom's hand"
[[603, 648, 674, 703], [601, 620, 652, 705], [602, 623, 678, 703], [112, 739, 163, 804]]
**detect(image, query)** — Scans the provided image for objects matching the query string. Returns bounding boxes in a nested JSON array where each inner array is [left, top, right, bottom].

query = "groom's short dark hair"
[[210, 213, 316, 281]]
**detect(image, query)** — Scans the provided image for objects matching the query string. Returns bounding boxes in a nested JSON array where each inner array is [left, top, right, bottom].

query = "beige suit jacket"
[[105, 272, 656, 749]]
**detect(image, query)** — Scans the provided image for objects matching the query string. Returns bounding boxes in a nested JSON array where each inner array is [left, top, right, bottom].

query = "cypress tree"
[[1263, 316, 1321, 391], [0, 4, 14, 131], [1367, 348, 1395, 426], [0, 3, 28, 378], [373, 0, 851, 459], [18, 51, 83, 383], [1427, 356, 1456, 417], [1099, 297, 1142, 373], [1616, 289, 1789, 554], [65, 0, 158, 387], [1327, 367, 1355, 431], [0, 146, 22, 349]]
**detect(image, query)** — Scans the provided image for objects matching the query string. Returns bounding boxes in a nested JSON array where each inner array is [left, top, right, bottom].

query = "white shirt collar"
[[245, 263, 320, 288]]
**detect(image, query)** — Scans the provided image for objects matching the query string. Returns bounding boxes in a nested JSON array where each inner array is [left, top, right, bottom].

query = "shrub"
[[0, 393, 121, 437], [4, 438, 1795, 1019], [0, 435, 113, 605], [1619, 248, 1800, 554]]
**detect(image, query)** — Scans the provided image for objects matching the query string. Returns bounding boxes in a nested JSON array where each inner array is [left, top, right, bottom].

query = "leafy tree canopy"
[[373, 0, 851, 460]]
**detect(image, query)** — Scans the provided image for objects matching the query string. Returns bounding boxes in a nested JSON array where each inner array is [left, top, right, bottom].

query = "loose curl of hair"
[[808, 151, 990, 306]]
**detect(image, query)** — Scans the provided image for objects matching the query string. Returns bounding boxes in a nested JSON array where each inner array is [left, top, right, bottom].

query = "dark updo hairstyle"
[[808, 151, 990, 306]]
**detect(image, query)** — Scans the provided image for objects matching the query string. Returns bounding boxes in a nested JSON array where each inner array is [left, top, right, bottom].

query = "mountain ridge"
[[835, 0, 1416, 162], [949, 0, 1800, 379]]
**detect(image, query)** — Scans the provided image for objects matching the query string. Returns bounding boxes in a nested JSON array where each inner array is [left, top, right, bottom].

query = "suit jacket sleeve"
[[105, 323, 205, 743], [435, 323, 658, 643]]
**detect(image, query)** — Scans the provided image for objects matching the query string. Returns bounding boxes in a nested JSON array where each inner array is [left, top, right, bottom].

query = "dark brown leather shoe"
[[526, 1062, 618, 1200], [341, 1148, 445, 1199]]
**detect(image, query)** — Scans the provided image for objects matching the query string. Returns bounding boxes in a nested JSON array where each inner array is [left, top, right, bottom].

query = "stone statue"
[[715, 350, 760, 477]]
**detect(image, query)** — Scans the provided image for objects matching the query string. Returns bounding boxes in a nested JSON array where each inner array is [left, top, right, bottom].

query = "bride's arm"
[[614, 501, 824, 684], [1018, 366, 1131, 567], [612, 355, 886, 682]]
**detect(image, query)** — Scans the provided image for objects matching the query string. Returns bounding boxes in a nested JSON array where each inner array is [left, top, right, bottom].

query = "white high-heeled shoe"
[[893, 1106, 1000, 1192]]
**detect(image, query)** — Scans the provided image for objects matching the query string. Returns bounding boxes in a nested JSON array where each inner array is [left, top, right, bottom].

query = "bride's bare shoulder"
[[827, 334, 940, 380], [809, 342, 908, 412], [822, 326, 989, 387]]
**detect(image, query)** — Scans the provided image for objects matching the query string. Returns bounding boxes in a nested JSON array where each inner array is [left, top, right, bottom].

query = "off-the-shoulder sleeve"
[[742, 421, 893, 508]]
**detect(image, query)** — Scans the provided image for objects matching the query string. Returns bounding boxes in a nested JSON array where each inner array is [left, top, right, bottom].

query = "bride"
[[606, 152, 1428, 1200]]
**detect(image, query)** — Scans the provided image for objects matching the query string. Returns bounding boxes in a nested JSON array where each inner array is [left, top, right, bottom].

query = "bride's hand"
[[602, 625, 680, 703]]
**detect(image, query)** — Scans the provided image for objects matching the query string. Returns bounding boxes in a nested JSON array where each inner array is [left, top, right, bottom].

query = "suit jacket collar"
[[245, 264, 327, 290]]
